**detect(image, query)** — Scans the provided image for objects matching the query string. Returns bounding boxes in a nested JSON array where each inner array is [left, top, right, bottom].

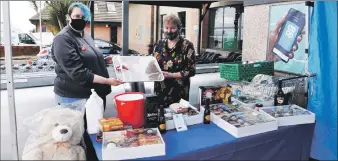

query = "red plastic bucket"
[[114, 92, 145, 128]]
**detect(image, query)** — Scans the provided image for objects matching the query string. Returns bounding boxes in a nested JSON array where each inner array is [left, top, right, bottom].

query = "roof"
[[29, 2, 122, 23], [123, 1, 215, 8]]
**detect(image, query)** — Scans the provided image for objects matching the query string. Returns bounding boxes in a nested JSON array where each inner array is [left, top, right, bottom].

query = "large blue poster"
[[267, 3, 307, 74]]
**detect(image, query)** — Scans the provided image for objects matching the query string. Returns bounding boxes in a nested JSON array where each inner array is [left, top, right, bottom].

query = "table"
[[90, 123, 315, 160]]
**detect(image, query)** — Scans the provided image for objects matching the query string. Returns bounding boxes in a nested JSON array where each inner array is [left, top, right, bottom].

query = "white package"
[[86, 89, 104, 134]]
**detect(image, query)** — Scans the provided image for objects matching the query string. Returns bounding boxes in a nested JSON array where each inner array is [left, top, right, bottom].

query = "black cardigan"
[[51, 26, 111, 98]]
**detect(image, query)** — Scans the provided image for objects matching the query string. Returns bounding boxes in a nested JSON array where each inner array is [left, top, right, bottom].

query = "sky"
[[1, 1, 40, 32]]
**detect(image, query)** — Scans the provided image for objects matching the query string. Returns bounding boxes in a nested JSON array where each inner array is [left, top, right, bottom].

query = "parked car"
[[94, 39, 140, 56]]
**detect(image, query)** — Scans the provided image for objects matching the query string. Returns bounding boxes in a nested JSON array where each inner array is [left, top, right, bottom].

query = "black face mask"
[[164, 31, 179, 40], [70, 18, 86, 31]]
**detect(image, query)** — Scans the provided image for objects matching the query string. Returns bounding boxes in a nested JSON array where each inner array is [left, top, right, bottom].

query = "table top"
[[89, 122, 309, 160], [90, 122, 238, 160]]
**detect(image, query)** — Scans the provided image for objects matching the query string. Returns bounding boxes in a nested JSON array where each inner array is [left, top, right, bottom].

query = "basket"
[[220, 61, 274, 81]]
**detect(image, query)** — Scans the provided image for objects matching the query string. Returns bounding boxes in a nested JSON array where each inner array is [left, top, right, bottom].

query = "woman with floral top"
[[153, 14, 196, 107]]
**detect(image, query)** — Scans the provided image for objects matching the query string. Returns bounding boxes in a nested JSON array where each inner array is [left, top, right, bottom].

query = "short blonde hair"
[[163, 13, 182, 30]]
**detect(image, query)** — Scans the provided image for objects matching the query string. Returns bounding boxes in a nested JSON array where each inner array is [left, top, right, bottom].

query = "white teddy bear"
[[22, 107, 86, 160]]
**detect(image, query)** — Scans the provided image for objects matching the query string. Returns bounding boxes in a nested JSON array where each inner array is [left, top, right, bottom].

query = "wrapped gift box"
[[260, 104, 315, 126], [102, 128, 165, 160], [198, 85, 232, 109], [201, 104, 278, 138], [164, 107, 203, 130]]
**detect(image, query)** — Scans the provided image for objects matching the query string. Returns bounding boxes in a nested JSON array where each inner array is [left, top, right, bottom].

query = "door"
[[110, 26, 118, 43]]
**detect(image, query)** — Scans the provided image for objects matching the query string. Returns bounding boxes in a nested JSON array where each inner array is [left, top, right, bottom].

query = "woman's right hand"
[[106, 78, 124, 86]]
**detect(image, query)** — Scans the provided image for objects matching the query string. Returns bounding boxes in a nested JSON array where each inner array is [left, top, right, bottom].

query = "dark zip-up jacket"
[[51, 26, 111, 98]]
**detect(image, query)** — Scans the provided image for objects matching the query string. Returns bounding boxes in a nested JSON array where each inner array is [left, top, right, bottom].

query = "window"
[[208, 6, 244, 50], [178, 11, 186, 38], [94, 3, 98, 11], [18, 33, 36, 44], [42, 26, 47, 32], [107, 2, 116, 12], [160, 14, 166, 39]]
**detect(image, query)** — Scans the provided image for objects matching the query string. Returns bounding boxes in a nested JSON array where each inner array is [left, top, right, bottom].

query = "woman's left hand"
[[105, 55, 113, 64], [162, 71, 173, 78]]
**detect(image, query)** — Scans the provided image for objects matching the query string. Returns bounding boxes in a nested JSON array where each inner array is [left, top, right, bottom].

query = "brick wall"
[[0, 45, 40, 57], [84, 24, 111, 41]]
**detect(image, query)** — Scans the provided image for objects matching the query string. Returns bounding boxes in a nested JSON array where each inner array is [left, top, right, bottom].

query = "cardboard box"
[[201, 105, 278, 138], [102, 128, 165, 160], [260, 105, 315, 127]]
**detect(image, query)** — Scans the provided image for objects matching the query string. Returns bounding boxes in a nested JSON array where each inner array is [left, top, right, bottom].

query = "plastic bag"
[[22, 100, 87, 160], [85, 89, 104, 134]]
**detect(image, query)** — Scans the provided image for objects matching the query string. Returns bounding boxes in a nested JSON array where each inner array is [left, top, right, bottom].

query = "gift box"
[[100, 117, 124, 132], [198, 85, 232, 109], [102, 128, 165, 160], [260, 105, 315, 126], [231, 95, 274, 108], [165, 99, 203, 130], [201, 104, 278, 138]]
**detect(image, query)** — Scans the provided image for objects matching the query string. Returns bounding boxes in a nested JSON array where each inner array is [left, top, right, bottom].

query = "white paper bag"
[[85, 89, 104, 134]]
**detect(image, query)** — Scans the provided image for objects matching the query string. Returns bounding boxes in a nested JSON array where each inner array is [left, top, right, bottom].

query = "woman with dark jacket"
[[51, 2, 123, 160], [52, 3, 122, 106]]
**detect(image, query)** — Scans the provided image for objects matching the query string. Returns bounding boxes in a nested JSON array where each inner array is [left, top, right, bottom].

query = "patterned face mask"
[[164, 31, 179, 40]]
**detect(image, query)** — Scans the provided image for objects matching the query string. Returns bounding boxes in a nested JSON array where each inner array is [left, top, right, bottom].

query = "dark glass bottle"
[[157, 105, 166, 134], [274, 82, 286, 106], [203, 99, 211, 124]]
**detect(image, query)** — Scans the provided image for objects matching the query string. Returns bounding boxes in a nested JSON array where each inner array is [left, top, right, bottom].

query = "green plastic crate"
[[220, 61, 274, 81]]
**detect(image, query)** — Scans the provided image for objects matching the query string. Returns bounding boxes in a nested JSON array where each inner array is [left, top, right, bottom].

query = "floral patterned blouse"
[[153, 37, 196, 107]]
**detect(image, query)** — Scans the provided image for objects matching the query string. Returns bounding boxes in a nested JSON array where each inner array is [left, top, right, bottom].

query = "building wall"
[[242, 5, 270, 61], [84, 24, 111, 41], [128, 4, 153, 55], [33, 22, 122, 44], [34, 23, 58, 34]]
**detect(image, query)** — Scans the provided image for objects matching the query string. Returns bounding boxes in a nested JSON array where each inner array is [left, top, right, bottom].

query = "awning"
[[110, 1, 215, 8]]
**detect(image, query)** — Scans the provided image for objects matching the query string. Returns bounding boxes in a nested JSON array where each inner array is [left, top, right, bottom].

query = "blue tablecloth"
[[90, 123, 315, 160]]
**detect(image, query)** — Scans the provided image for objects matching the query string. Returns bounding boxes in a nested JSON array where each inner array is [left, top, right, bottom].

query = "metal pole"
[[90, 1, 94, 39], [122, 0, 129, 56], [155, 5, 159, 42], [197, 8, 202, 55], [39, 1, 42, 50], [3, 1, 19, 160]]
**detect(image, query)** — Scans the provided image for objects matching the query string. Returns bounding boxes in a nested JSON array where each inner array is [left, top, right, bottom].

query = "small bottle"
[[255, 103, 263, 111], [157, 105, 166, 134], [203, 99, 211, 124], [274, 82, 286, 106]]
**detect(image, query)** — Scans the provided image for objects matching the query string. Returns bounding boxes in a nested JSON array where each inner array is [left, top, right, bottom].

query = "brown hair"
[[163, 14, 182, 30]]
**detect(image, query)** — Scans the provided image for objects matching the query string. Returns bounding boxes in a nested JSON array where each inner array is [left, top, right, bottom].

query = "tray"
[[260, 105, 315, 126], [102, 128, 165, 160], [113, 56, 164, 82]]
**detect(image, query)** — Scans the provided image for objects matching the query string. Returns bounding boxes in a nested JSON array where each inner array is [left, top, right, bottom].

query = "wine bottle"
[[158, 105, 166, 134], [274, 81, 286, 106], [203, 98, 211, 124]]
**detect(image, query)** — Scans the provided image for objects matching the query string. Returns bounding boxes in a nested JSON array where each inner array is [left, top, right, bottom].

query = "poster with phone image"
[[267, 3, 308, 74]]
